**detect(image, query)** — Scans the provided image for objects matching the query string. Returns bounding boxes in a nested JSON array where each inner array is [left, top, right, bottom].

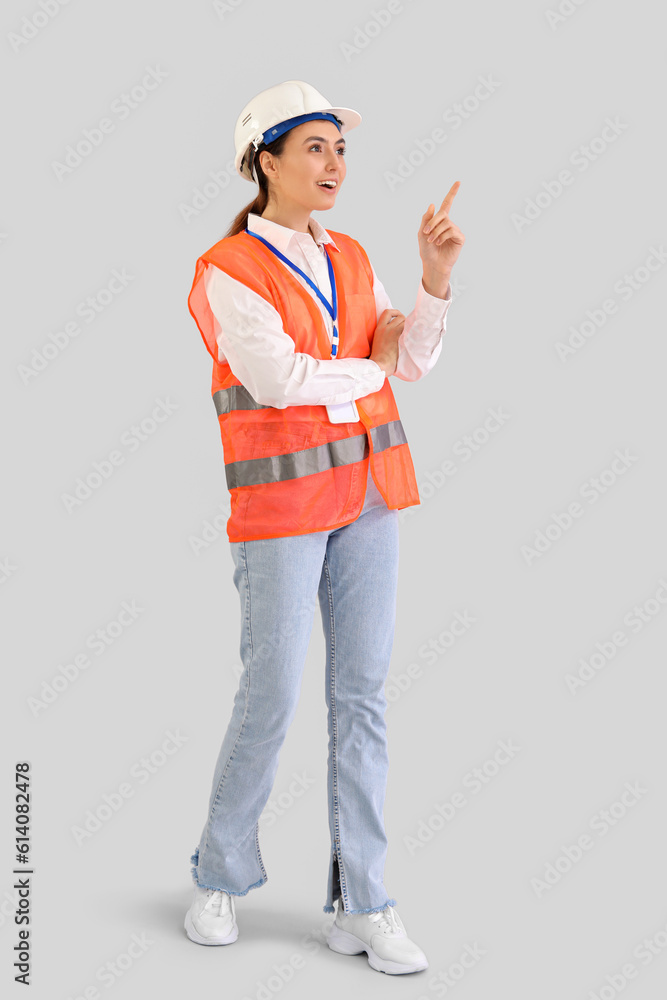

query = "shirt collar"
[[247, 212, 340, 254]]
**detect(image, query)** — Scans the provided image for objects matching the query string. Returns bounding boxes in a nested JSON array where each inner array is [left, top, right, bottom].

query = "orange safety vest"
[[187, 226, 421, 542]]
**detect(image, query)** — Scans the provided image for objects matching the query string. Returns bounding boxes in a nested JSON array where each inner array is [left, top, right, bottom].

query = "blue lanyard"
[[245, 227, 340, 358]]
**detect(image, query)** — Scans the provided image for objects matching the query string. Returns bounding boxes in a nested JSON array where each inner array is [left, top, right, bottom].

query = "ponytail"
[[224, 188, 268, 238]]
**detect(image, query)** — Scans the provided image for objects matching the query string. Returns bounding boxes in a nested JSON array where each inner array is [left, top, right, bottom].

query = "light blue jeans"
[[190, 468, 400, 914]]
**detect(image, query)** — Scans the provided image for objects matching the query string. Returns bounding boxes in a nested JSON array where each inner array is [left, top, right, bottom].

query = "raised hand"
[[418, 181, 465, 274]]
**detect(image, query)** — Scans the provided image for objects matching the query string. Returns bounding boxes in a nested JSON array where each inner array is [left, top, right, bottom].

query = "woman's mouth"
[[316, 180, 338, 193]]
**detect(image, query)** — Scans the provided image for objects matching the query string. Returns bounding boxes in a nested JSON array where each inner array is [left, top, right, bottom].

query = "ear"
[[258, 149, 274, 177]]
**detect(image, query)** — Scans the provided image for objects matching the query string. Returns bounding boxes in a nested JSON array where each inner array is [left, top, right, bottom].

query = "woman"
[[185, 80, 464, 975]]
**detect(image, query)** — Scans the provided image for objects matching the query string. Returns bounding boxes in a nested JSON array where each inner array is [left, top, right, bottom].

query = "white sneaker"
[[327, 897, 428, 974], [184, 884, 239, 946]]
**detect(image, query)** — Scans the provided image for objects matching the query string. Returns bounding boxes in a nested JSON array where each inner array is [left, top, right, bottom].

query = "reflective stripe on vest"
[[214, 385, 408, 489], [213, 384, 266, 415]]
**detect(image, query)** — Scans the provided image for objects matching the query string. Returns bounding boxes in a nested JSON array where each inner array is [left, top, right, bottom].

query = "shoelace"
[[205, 890, 231, 917], [368, 906, 401, 936]]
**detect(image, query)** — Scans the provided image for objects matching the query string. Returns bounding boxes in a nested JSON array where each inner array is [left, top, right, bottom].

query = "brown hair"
[[224, 132, 291, 238]]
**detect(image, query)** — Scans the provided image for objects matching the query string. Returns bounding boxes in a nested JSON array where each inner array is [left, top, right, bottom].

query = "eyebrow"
[[302, 135, 346, 146]]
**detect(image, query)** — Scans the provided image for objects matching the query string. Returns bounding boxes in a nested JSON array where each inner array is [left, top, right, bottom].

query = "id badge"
[[326, 400, 359, 423]]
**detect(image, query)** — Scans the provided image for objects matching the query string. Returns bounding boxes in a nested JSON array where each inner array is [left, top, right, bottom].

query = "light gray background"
[[3, 0, 666, 997]]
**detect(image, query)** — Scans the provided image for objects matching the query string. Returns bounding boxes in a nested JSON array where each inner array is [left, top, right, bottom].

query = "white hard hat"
[[233, 79, 362, 183]]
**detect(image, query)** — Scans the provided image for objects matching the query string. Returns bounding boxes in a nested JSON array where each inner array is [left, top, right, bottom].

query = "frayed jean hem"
[[190, 848, 267, 897]]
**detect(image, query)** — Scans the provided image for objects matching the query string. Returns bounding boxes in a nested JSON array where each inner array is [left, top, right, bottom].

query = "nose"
[[325, 148, 342, 170]]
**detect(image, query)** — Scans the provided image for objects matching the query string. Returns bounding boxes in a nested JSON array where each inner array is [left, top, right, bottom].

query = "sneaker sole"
[[184, 910, 239, 946], [327, 922, 428, 975]]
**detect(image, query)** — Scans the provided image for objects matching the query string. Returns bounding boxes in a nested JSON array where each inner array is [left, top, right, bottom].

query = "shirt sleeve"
[[370, 264, 452, 382], [204, 263, 386, 409]]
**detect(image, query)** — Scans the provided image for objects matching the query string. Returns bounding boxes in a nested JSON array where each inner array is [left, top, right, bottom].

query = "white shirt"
[[203, 212, 452, 410]]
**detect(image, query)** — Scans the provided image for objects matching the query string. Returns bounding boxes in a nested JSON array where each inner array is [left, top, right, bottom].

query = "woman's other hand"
[[370, 309, 405, 376]]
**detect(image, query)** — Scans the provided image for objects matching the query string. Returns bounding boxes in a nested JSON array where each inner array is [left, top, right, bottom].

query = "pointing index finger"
[[441, 180, 461, 214]]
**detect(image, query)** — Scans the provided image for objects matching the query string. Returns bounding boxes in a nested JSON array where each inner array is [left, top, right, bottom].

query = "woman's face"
[[259, 119, 347, 210]]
